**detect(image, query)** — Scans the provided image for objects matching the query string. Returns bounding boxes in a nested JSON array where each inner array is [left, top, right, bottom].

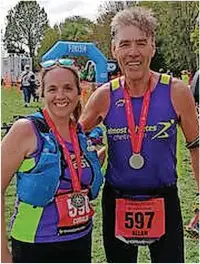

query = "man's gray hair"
[[111, 7, 157, 40]]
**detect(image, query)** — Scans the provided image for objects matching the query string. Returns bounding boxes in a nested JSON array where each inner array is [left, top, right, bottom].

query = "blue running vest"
[[10, 112, 103, 243]]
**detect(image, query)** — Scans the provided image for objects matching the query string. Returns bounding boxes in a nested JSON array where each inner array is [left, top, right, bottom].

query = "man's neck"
[[125, 71, 151, 97]]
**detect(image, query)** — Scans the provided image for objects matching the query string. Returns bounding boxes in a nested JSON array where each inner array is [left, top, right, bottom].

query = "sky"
[[0, 0, 106, 31]]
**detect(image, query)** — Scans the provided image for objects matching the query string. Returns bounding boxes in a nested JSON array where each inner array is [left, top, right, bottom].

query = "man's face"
[[112, 25, 155, 81]]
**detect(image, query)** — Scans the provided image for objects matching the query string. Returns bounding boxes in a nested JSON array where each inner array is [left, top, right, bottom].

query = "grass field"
[[1, 87, 199, 263]]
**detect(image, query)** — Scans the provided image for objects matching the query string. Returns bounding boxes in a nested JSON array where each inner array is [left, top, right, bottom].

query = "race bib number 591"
[[55, 190, 94, 228], [115, 198, 165, 239]]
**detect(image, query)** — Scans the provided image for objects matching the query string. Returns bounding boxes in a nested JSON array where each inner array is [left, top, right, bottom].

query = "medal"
[[129, 153, 144, 169], [71, 193, 85, 208]]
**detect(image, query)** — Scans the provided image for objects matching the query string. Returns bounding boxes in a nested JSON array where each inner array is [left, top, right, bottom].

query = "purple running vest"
[[103, 74, 179, 192]]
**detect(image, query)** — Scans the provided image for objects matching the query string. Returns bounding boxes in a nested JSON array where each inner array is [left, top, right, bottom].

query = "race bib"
[[55, 189, 94, 235], [115, 198, 165, 241]]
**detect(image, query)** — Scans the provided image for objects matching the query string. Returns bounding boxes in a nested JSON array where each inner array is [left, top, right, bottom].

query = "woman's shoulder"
[[9, 118, 35, 137], [2, 117, 38, 158]]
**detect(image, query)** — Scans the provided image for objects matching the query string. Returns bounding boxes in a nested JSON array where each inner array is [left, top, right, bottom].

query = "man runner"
[[80, 7, 199, 263]]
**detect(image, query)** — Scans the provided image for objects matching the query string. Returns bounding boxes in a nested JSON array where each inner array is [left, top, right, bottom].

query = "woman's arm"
[[1, 119, 37, 263]]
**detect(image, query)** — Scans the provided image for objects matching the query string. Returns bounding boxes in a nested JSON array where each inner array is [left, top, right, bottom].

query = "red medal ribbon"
[[123, 73, 152, 154], [43, 109, 82, 192]]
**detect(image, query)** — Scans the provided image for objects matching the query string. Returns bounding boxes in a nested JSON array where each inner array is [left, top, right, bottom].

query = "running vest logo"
[[151, 119, 175, 139], [107, 126, 157, 135], [70, 153, 90, 169], [107, 119, 175, 141], [115, 98, 125, 107]]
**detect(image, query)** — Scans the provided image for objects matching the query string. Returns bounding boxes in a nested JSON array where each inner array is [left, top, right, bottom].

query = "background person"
[[1, 59, 104, 263], [29, 73, 39, 102], [79, 7, 199, 263], [87, 63, 96, 82], [19, 64, 36, 107]]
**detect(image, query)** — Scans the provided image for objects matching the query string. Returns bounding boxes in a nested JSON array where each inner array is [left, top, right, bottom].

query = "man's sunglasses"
[[40, 58, 74, 68]]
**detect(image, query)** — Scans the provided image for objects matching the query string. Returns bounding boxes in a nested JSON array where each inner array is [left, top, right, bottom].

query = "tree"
[[94, 1, 198, 73], [59, 16, 94, 42], [150, 39, 167, 72], [34, 25, 60, 70], [139, 1, 199, 74], [4, 1, 48, 69], [94, 1, 136, 59], [36, 16, 95, 68], [97, 1, 136, 23], [191, 24, 199, 55], [190, 23, 199, 69]]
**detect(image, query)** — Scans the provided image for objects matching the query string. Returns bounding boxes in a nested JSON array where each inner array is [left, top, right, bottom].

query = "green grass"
[[2, 87, 199, 263]]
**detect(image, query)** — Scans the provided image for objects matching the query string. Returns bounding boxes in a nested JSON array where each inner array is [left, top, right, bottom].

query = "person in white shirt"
[[20, 65, 36, 107]]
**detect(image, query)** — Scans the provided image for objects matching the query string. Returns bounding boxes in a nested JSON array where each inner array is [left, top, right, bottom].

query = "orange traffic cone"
[[4, 74, 12, 88]]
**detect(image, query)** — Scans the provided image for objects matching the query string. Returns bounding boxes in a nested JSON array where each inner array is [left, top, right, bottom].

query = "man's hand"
[[97, 146, 107, 166]]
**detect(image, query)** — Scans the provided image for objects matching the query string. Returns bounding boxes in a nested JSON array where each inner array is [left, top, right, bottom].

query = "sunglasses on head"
[[40, 58, 74, 69]]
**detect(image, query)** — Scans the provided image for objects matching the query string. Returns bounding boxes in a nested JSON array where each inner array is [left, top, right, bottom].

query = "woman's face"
[[43, 67, 79, 120]]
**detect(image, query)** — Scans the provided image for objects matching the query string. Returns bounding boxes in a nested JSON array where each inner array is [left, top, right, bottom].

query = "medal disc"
[[71, 193, 85, 208], [129, 153, 144, 169]]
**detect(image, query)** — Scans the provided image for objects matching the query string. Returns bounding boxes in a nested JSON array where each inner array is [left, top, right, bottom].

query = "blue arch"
[[41, 41, 108, 83]]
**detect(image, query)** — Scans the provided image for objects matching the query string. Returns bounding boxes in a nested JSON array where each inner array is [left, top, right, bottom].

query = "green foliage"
[[94, 1, 136, 59], [37, 16, 95, 66], [4, 0, 198, 75], [139, 1, 199, 73], [1, 88, 42, 124], [4, 1, 48, 67], [2, 88, 199, 262], [94, 1, 198, 73], [59, 16, 94, 42], [150, 38, 167, 71], [191, 24, 199, 56], [35, 26, 60, 70]]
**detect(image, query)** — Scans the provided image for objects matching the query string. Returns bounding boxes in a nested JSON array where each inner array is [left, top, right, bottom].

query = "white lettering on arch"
[[68, 44, 87, 54]]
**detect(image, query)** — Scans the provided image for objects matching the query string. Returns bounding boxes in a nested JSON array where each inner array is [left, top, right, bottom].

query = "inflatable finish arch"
[[41, 41, 108, 83]]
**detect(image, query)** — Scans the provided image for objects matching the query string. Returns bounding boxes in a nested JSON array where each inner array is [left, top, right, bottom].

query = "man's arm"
[[171, 78, 199, 190], [79, 83, 110, 132]]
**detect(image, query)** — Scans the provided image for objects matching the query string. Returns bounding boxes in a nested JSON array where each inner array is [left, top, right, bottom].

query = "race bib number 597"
[[115, 198, 165, 239]]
